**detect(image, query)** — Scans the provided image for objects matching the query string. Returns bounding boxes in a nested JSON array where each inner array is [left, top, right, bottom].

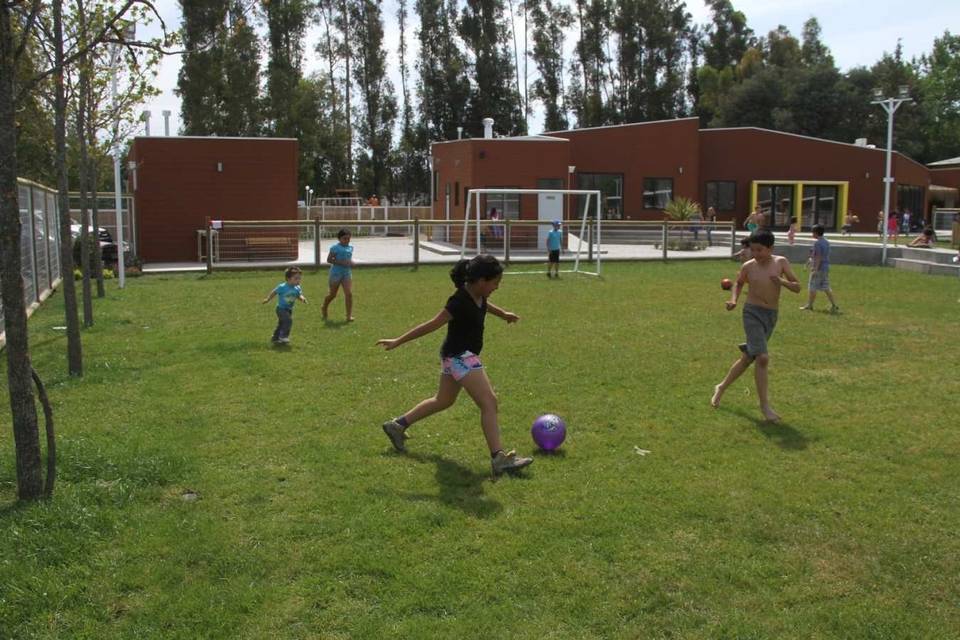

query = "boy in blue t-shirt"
[[262, 266, 307, 344], [800, 224, 839, 313], [322, 228, 355, 321], [546, 220, 563, 279]]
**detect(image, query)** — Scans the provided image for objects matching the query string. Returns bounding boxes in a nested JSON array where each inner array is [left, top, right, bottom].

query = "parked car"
[[70, 224, 129, 264]]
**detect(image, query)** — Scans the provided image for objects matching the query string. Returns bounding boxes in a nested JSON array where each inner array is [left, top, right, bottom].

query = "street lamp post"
[[111, 22, 135, 289], [872, 86, 912, 265]]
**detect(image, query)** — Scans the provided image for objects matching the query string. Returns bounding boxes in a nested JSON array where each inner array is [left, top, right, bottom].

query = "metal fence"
[[1, 179, 63, 343], [200, 218, 737, 271]]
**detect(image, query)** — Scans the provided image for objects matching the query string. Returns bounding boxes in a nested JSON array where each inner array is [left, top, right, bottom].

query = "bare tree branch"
[[11, 0, 41, 61]]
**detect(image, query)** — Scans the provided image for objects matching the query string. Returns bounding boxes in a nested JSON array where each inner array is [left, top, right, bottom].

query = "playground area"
[[2, 261, 959, 638]]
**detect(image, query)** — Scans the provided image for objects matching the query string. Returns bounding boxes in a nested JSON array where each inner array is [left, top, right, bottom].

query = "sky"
[[137, 0, 960, 138]]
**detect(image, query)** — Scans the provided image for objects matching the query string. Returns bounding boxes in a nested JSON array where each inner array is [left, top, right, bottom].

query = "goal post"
[[460, 188, 603, 276]]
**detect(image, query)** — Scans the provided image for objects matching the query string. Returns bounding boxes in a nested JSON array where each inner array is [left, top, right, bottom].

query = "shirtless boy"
[[711, 229, 801, 422]]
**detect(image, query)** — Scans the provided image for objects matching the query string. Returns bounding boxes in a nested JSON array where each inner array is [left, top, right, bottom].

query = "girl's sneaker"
[[491, 449, 533, 476], [382, 420, 408, 452]]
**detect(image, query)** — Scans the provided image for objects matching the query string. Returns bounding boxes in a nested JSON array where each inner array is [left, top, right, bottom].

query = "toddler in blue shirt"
[[262, 266, 307, 344]]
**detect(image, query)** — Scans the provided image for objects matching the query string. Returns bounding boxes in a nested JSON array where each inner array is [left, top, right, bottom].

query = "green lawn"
[[2, 262, 959, 639]]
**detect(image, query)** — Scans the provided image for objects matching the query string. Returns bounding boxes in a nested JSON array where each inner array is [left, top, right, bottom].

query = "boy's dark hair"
[[337, 228, 351, 239], [790, 217, 797, 224], [740, 237, 750, 247], [748, 228, 775, 247], [812, 224, 825, 237], [284, 266, 302, 279], [923, 227, 934, 236], [450, 255, 503, 288]]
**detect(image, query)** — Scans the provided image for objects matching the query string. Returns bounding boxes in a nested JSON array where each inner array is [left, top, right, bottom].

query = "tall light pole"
[[111, 22, 135, 289], [872, 85, 912, 265]]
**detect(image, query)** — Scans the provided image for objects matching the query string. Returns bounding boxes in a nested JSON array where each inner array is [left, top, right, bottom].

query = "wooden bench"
[[244, 236, 296, 258]]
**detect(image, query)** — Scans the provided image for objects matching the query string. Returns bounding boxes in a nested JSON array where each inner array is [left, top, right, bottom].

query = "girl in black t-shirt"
[[376, 255, 533, 476]]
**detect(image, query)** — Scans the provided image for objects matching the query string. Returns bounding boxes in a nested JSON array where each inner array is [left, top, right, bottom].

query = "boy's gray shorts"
[[738, 303, 778, 357]]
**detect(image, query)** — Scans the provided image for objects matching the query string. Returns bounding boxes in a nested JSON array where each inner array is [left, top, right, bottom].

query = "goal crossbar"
[[461, 188, 603, 275]]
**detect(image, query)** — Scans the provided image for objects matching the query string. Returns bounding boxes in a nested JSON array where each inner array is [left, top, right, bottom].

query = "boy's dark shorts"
[[548, 250, 560, 263], [738, 303, 778, 357]]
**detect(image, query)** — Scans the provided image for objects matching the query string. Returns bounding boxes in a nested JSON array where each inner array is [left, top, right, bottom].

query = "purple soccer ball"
[[531, 414, 567, 451]]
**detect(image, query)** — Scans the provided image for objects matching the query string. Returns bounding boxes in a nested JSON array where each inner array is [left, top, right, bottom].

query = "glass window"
[[801, 185, 838, 230], [757, 184, 795, 230], [576, 174, 623, 219], [643, 178, 673, 210], [706, 181, 736, 211], [896, 184, 924, 222], [486, 189, 520, 220], [455, 181, 460, 206]]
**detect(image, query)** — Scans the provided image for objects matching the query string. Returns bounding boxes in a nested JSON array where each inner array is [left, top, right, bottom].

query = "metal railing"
[[199, 218, 737, 272], [1, 179, 64, 346]]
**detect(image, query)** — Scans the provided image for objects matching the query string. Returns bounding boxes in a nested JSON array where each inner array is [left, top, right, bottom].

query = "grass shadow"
[[321, 319, 351, 330], [400, 451, 503, 519], [723, 407, 810, 451]]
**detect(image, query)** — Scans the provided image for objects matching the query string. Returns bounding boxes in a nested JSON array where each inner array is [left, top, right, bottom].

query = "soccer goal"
[[460, 188, 604, 276]]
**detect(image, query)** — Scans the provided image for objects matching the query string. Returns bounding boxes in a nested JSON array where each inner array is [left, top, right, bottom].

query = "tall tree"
[[315, 0, 353, 191], [610, 0, 691, 123], [918, 31, 960, 163], [264, 0, 310, 137], [1, 0, 46, 500], [222, 1, 261, 135], [459, 0, 525, 136], [800, 16, 832, 68], [177, 0, 259, 135], [529, 0, 572, 131], [569, 0, 609, 127], [350, 0, 397, 197], [393, 0, 428, 201], [415, 0, 470, 141], [702, 0, 752, 70], [176, 0, 227, 134]]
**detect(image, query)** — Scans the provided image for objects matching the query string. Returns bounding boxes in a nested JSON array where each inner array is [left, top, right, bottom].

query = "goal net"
[[460, 188, 603, 276]]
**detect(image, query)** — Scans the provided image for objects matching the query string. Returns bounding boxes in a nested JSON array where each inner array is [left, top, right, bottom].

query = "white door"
[[538, 193, 563, 250]]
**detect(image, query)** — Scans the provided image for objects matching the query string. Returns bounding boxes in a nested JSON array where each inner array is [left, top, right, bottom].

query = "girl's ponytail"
[[449, 259, 470, 288], [450, 255, 503, 288]]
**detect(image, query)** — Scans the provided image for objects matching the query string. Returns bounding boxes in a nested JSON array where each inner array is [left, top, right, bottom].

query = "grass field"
[[2, 261, 959, 639]]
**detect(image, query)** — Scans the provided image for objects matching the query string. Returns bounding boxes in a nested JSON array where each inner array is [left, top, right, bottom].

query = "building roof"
[[133, 136, 298, 142], [928, 157, 960, 167], [544, 116, 699, 136], [433, 135, 567, 145], [702, 127, 929, 172]]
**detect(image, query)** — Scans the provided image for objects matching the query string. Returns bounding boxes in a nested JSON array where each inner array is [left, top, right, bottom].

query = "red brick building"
[[128, 137, 298, 262], [431, 118, 957, 232]]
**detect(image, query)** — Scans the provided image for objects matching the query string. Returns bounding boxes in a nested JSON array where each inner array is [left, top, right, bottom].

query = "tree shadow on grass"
[[723, 407, 810, 451], [397, 451, 503, 520]]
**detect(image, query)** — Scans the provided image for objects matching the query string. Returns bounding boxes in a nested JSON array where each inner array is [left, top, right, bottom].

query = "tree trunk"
[[89, 158, 105, 298], [77, 50, 93, 327], [54, 0, 83, 376], [0, 2, 44, 500]]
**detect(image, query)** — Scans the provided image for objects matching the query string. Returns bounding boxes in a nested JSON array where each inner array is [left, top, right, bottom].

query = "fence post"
[[588, 217, 594, 262], [314, 216, 321, 267], [504, 219, 512, 264], [731, 222, 737, 258], [206, 217, 213, 274], [662, 221, 668, 260], [413, 217, 420, 269]]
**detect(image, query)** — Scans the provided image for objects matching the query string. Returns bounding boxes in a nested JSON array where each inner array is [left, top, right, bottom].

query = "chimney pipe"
[[142, 110, 151, 136], [482, 118, 494, 139], [162, 110, 171, 136]]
